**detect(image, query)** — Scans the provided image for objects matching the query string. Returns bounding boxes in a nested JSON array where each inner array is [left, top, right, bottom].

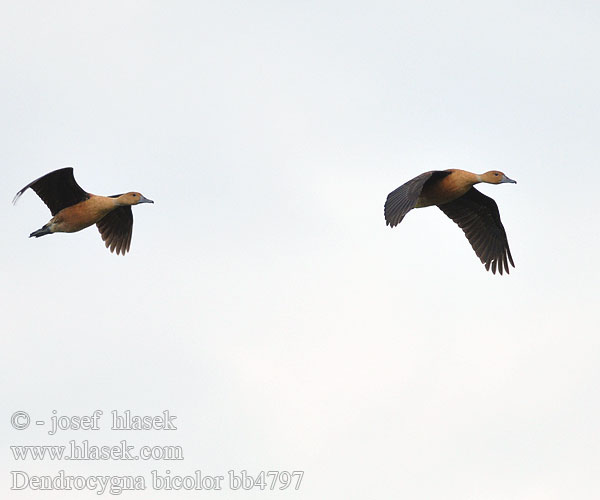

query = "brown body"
[[49, 195, 121, 232], [415, 169, 480, 207], [14, 167, 153, 255], [384, 169, 517, 274]]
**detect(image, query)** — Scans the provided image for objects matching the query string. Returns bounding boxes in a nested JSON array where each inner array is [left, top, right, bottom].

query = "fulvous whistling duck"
[[384, 169, 516, 274], [13, 167, 153, 255]]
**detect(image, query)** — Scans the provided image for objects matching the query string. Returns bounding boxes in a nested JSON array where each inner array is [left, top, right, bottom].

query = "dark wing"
[[438, 187, 515, 275], [96, 206, 133, 256], [385, 171, 450, 227], [13, 167, 89, 215]]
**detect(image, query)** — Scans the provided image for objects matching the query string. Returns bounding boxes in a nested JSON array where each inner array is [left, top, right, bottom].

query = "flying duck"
[[384, 169, 516, 274], [14, 167, 153, 255]]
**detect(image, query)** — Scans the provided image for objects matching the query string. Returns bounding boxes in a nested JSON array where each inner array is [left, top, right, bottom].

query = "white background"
[[1, 1, 599, 498]]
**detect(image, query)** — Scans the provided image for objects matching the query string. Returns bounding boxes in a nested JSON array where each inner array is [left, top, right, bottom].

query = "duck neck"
[[112, 195, 129, 207], [449, 169, 481, 188]]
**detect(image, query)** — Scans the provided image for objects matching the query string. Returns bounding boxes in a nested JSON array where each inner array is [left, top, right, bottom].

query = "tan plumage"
[[13, 167, 153, 255], [384, 169, 516, 275]]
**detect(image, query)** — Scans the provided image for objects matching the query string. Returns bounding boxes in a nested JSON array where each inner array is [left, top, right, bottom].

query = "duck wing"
[[438, 187, 515, 275], [13, 167, 89, 215], [96, 205, 133, 256], [385, 171, 450, 227]]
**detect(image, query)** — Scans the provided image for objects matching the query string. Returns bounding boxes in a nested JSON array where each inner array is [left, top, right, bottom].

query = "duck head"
[[480, 171, 517, 184], [117, 192, 154, 205]]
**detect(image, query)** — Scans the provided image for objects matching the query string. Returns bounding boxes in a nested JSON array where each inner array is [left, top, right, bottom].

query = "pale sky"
[[1, 1, 599, 499]]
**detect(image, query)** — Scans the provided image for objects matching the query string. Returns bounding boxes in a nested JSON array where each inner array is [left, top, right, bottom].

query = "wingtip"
[[12, 190, 24, 206]]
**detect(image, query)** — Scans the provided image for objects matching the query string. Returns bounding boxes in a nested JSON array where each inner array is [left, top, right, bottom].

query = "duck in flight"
[[384, 169, 516, 274], [13, 167, 153, 255]]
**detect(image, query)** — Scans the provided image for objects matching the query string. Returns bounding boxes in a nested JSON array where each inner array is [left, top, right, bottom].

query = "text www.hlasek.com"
[[11, 441, 183, 461]]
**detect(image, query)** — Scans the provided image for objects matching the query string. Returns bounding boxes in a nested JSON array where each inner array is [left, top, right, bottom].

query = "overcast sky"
[[1, 1, 599, 499]]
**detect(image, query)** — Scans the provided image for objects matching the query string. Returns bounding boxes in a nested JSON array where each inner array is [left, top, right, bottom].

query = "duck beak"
[[501, 175, 517, 184], [139, 195, 154, 204]]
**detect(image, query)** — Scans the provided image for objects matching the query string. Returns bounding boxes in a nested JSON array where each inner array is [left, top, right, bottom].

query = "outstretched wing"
[[438, 187, 515, 275], [384, 171, 450, 227], [96, 205, 133, 256], [13, 167, 89, 215]]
